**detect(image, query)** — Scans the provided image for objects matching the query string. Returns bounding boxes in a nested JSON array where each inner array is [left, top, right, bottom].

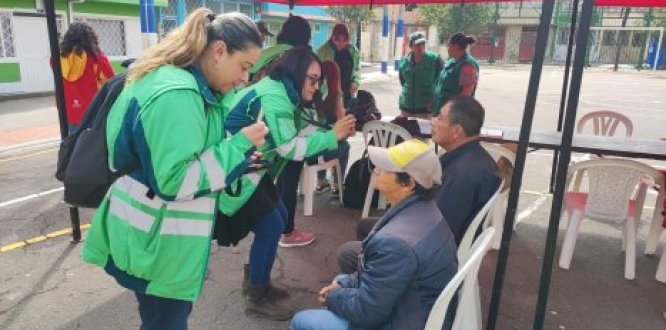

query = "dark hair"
[[318, 61, 342, 118], [60, 22, 100, 58], [331, 23, 350, 39], [268, 46, 321, 102], [446, 95, 485, 136], [448, 32, 476, 50], [276, 15, 311, 46], [395, 173, 439, 201], [209, 12, 263, 54]]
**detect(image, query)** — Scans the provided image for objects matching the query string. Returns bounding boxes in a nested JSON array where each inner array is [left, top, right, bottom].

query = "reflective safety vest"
[[82, 65, 253, 301]]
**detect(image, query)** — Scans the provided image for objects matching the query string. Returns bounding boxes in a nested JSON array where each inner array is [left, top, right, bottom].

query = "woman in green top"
[[82, 9, 267, 330], [220, 46, 356, 320], [432, 32, 480, 116]]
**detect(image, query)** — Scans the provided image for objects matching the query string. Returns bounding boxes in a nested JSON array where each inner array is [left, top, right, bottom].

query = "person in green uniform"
[[81, 9, 267, 330], [432, 32, 480, 116], [220, 46, 357, 320], [317, 23, 361, 106], [398, 31, 443, 118], [249, 15, 311, 83]]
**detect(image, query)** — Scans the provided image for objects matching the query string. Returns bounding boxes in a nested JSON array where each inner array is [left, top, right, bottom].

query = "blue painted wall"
[[261, 3, 334, 50]]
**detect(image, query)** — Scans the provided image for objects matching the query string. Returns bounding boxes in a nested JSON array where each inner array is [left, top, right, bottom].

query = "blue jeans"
[[249, 200, 287, 285], [135, 292, 192, 330], [291, 309, 350, 330], [315, 140, 350, 182]]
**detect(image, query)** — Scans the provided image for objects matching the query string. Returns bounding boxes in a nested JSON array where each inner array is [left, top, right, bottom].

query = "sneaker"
[[315, 180, 331, 194], [331, 186, 340, 195], [279, 228, 315, 247]]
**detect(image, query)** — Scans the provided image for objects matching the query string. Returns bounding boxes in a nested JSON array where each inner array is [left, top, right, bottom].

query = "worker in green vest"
[[432, 32, 480, 116], [398, 31, 444, 118], [81, 9, 267, 330]]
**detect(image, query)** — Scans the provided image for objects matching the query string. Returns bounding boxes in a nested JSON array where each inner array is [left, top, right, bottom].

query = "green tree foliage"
[[325, 6, 375, 26], [418, 4, 494, 44]]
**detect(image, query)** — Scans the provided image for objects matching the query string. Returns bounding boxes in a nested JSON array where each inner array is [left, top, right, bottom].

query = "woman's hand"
[[332, 115, 356, 140], [241, 122, 269, 147]]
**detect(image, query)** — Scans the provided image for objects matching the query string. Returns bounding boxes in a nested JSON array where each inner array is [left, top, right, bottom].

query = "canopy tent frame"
[[41, 0, 666, 329]]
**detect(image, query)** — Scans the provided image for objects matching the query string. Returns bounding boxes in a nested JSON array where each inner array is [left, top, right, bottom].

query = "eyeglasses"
[[305, 74, 323, 87]]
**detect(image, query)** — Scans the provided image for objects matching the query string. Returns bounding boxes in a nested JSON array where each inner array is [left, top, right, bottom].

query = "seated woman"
[[291, 139, 458, 330], [216, 46, 357, 320]]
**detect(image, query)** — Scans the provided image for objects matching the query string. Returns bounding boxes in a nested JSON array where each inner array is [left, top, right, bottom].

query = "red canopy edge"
[[261, 0, 666, 7]]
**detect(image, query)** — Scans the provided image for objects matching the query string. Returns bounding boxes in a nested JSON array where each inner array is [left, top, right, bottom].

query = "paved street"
[[1, 65, 665, 329]]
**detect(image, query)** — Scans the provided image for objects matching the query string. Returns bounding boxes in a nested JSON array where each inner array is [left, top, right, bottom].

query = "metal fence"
[[158, 0, 257, 39], [0, 12, 15, 58], [75, 17, 127, 57]]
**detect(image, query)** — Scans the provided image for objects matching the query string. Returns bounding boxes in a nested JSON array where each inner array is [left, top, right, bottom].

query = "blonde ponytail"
[[126, 8, 214, 83]]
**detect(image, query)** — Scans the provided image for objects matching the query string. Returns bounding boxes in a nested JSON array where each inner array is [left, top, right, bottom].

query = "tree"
[[418, 4, 494, 45], [325, 6, 375, 48]]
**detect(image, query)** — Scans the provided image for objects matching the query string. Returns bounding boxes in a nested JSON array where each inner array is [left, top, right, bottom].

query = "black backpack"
[[343, 154, 379, 209], [55, 72, 137, 208]]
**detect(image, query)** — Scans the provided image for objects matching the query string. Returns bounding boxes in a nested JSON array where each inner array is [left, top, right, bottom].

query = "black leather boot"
[[242, 264, 289, 300], [245, 283, 294, 321]]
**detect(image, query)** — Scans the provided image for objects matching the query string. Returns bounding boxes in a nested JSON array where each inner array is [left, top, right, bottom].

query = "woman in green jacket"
[[432, 32, 480, 116], [220, 46, 357, 320], [81, 9, 267, 330]]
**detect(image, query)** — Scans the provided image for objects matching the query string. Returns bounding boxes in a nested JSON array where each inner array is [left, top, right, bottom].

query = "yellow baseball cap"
[[368, 139, 442, 189]]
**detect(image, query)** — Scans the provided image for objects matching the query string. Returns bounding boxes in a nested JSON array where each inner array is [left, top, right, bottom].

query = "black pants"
[[276, 160, 304, 235], [135, 292, 192, 330], [336, 218, 378, 274]]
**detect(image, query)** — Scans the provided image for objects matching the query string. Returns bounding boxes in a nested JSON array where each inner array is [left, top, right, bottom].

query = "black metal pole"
[[485, 1, 555, 329], [533, 0, 595, 329], [45, 0, 82, 242], [550, 0, 580, 192]]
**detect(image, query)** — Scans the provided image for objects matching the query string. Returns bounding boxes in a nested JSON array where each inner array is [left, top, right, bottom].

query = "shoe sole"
[[278, 237, 316, 248]]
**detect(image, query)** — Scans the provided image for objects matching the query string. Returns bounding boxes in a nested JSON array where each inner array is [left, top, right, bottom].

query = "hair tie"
[[207, 13, 216, 23]]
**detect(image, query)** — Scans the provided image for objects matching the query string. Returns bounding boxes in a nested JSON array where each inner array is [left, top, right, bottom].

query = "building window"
[[76, 18, 126, 56], [0, 12, 16, 58], [186, 0, 201, 12], [602, 31, 616, 46], [314, 23, 321, 33], [222, 1, 255, 19]]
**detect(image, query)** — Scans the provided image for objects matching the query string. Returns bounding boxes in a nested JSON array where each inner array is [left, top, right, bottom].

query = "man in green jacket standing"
[[398, 31, 443, 118], [317, 23, 361, 106]]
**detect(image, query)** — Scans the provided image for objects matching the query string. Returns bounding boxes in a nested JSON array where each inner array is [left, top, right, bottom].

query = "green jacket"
[[317, 41, 361, 95], [432, 53, 479, 115], [249, 43, 293, 81], [220, 77, 338, 216], [82, 65, 254, 301], [398, 51, 443, 113]]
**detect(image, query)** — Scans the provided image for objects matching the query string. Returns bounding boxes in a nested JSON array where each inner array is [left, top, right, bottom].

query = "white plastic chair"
[[480, 143, 516, 250], [301, 157, 344, 216], [656, 232, 666, 283], [454, 180, 502, 330], [576, 110, 633, 137], [558, 158, 663, 280], [360, 121, 412, 219], [425, 228, 495, 330], [571, 110, 634, 190]]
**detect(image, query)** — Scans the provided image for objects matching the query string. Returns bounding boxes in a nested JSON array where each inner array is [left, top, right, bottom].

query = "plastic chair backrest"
[[458, 181, 504, 263], [566, 159, 663, 221], [577, 110, 633, 137], [481, 142, 516, 166], [361, 120, 412, 149], [425, 228, 495, 330]]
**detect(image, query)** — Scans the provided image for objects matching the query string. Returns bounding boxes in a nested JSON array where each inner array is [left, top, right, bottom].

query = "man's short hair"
[[446, 96, 485, 136]]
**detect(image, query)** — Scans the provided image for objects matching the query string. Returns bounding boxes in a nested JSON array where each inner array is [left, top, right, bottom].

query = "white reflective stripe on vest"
[[299, 124, 319, 136], [176, 159, 202, 200], [109, 194, 155, 232], [114, 175, 163, 209], [166, 195, 216, 214], [200, 149, 227, 191], [160, 218, 212, 237], [277, 137, 308, 161]]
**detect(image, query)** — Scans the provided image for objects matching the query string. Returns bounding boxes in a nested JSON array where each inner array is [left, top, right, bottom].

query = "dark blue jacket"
[[326, 195, 458, 330]]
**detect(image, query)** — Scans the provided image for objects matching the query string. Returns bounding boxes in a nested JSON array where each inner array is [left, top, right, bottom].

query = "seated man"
[[337, 95, 501, 274], [291, 139, 458, 330]]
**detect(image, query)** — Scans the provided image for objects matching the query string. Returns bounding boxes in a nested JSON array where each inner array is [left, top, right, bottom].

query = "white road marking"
[[0, 187, 64, 209], [515, 194, 549, 227]]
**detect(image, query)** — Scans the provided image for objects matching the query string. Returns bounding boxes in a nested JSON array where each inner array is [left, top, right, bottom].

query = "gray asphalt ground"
[[1, 65, 665, 330]]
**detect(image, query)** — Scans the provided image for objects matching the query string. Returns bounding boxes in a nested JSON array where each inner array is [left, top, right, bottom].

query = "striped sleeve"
[[134, 89, 253, 201]]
